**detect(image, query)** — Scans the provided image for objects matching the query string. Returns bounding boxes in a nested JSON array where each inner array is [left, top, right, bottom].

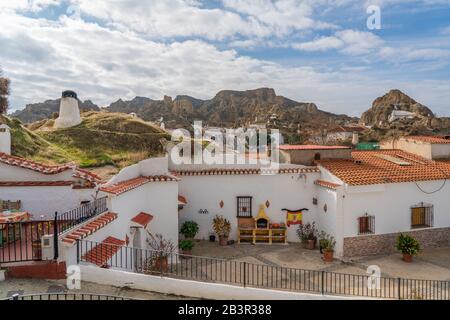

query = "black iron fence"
[[77, 240, 450, 300], [3, 293, 136, 300], [56, 197, 108, 235]]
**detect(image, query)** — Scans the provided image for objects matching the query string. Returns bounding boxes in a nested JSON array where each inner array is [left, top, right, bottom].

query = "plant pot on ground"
[[209, 234, 216, 242], [180, 221, 199, 240], [296, 222, 318, 250], [396, 234, 420, 263], [146, 232, 176, 272], [318, 231, 336, 262], [213, 215, 231, 246], [179, 239, 194, 257]]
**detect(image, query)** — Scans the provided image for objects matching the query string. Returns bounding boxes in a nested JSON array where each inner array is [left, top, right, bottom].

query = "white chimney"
[[352, 132, 359, 146], [54, 90, 82, 129], [0, 124, 11, 155]]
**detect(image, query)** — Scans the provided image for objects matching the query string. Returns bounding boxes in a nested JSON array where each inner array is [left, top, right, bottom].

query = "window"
[[314, 153, 321, 161], [411, 203, 434, 228], [358, 214, 375, 235], [237, 196, 252, 217]]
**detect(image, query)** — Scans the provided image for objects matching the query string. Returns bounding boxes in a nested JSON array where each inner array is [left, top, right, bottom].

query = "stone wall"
[[343, 227, 450, 257]]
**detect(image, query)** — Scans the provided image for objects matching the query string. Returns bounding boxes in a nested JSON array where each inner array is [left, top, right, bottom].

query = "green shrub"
[[180, 221, 199, 239], [396, 234, 420, 256], [179, 239, 194, 251]]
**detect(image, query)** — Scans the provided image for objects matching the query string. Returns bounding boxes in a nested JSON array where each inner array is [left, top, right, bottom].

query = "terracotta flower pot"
[[219, 236, 229, 246], [154, 257, 169, 272], [322, 250, 334, 262], [402, 253, 413, 263], [181, 250, 192, 258], [306, 239, 316, 250]]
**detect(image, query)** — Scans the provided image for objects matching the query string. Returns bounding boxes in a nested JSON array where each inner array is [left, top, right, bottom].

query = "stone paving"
[[191, 240, 450, 281]]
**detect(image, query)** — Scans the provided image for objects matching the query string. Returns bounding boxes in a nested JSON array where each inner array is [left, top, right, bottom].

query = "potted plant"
[[209, 233, 216, 242], [180, 221, 199, 240], [396, 233, 420, 262], [318, 231, 336, 262], [212, 215, 231, 246], [179, 239, 194, 257], [146, 232, 176, 272], [296, 222, 318, 250]]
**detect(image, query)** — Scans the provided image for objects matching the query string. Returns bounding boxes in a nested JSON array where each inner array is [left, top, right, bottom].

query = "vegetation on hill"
[[1, 112, 170, 168]]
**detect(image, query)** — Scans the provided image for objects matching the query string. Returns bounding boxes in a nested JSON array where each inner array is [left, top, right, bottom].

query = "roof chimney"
[[54, 90, 82, 129], [0, 124, 11, 155]]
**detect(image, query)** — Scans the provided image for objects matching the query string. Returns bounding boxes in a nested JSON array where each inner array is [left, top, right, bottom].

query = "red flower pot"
[[322, 250, 334, 262], [402, 253, 413, 263]]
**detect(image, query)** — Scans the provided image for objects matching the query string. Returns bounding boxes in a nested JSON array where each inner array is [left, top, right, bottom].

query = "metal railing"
[[77, 240, 450, 300], [3, 293, 136, 300], [55, 197, 108, 235]]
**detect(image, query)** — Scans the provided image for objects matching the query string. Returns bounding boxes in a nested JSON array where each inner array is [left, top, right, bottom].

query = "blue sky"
[[1, 0, 450, 117]]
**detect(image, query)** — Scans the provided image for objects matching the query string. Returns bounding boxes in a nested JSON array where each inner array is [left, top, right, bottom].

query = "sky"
[[0, 0, 450, 117]]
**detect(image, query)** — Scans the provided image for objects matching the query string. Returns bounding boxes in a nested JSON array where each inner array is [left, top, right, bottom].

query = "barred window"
[[358, 214, 375, 235], [237, 196, 252, 217], [411, 203, 434, 228]]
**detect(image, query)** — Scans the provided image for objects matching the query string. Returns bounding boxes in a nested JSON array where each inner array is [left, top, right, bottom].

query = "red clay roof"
[[403, 136, 450, 144], [278, 145, 350, 151], [174, 167, 318, 176], [178, 195, 187, 205], [100, 175, 179, 195], [318, 150, 450, 186], [0, 152, 74, 174], [61, 212, 118, 245], [314, 179, 342, 190], [82, 236, 125, 267], [131, 212, 154, 227]]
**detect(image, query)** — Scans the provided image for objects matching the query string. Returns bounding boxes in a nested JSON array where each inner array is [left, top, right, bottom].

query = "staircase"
[[61, 212, 118, 245]]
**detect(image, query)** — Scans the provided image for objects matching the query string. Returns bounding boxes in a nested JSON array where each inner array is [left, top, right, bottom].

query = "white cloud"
[[0, 0, 60, 12], [292, 36, 344, 51]]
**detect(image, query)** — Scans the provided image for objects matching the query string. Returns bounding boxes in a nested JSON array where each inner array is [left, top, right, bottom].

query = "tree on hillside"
[[0, 68, 10, 114]]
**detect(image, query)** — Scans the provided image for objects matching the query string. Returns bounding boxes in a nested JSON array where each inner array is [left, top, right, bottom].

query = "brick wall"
[[343, 227, 450, 257]]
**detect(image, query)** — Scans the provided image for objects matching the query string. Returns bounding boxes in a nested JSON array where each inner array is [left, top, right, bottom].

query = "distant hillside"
[[11, 98, 99, 123], [2, 112, 169, 168], [360, 89, 450, 142]]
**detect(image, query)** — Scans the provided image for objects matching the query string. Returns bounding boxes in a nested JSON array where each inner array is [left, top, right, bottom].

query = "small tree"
[[0, 68, 10, 114], [396, 234, 420, 256]]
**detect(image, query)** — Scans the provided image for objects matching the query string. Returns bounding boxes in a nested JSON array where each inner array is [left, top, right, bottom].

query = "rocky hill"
[[11, 98, 99, 123], [360, 89, 449, 141]]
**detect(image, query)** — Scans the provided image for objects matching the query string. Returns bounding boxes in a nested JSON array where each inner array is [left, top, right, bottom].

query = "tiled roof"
[[318, 150, 450, 186], [178, 195, 187, 205], [403, 136, 450, 144], [74, 168, 102, 183], [0, 152, 74, 174], [314, 179, 342, 190], [174, 167, 319, 176], [131, 212, 154, 227], [82, 236, 125, 267], [61, 212, 118, 245], [278, 145, 350, 151], [0, 181, 73, 187], [100, 175, 179, 195]]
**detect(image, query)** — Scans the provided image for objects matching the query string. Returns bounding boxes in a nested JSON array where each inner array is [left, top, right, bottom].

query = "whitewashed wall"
[[178, 172, 320, 242], [342, 180, 450, 237], [0, 185, 95, 219], [103, 180, 179, 249], [0, 163, 74, 181]]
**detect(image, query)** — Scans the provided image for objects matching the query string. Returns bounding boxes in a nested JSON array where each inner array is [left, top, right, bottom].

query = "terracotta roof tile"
[[100, 175, 179, 195], [61, 212, 118, 245], [314, 179, 342, 190], [404, 136, 450, 144], [131, 212, 153, 227], [278, 145, 350, 151], [318, 150, 450, 186], [0, 152, 74, 174], [82, 236, 125, 267], [174, 167, 318, 176]]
